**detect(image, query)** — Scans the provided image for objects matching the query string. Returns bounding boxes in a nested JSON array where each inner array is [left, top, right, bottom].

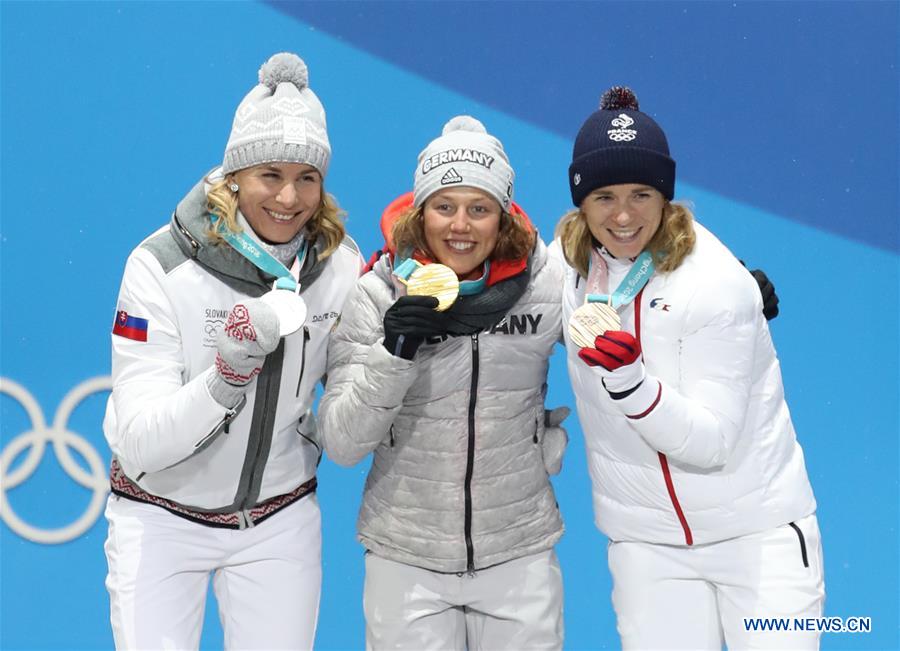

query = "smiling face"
[[232, 162, 322, 243], [580, 183, 665, 259], [422, 187, 502, 280]]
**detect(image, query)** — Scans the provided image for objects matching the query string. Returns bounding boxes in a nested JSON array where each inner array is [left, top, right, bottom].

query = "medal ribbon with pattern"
[[568, 248, 655, 348], [585, 248, 655, 309], [210, 214, 309, 336]]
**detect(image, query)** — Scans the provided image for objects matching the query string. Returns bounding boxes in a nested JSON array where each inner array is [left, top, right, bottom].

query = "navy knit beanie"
[[568, 87, 675, 206]]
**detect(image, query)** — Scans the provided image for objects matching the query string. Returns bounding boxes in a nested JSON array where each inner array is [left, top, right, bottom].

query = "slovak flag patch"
[[113, 310, 149, 342]]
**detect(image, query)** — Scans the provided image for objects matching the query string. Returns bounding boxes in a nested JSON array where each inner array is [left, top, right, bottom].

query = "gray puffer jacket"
[[319, 240, 564, 573]]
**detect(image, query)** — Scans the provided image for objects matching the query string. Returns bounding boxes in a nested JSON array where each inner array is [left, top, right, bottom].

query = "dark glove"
[[750, 268, 779, 320], [383, 295, 448, 360], [740, 260, 779, 321]]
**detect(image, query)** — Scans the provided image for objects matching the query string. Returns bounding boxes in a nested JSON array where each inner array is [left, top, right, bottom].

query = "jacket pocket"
[[296, 412, 322, 467], [294, 326, 312, 397], [787, 521, 810, 568]]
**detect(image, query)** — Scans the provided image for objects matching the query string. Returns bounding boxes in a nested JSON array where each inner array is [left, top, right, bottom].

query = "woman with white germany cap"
[[556, 87, 824, 649], [319, 116, 569, 650], [102, 52, 361, 649]]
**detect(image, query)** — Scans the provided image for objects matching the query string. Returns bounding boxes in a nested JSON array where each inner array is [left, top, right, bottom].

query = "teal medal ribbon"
[[393, 256, 489, 296], [211, 214, 309, 335], [585, 249, 655, 309], [211, 215, 307, 290]]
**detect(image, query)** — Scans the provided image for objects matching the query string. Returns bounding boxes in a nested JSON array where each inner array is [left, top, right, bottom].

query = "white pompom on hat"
[[413, 116, 515, 211], [222, 52, 331, 176]]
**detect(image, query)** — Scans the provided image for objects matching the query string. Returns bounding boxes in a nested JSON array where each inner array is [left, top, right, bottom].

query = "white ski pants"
[[104, 493, 322, 650], [363, 548, 564, 650], [608, 514, 825, 650]]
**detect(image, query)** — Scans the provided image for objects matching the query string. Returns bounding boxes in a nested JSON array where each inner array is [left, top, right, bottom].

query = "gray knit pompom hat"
[[222, 52, 331, 176], [413, 116, 514, 211]]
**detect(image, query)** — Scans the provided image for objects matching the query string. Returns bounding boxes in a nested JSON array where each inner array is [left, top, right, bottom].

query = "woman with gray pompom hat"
[[102, 52, 362, 649], [319, 115, 569, 650]]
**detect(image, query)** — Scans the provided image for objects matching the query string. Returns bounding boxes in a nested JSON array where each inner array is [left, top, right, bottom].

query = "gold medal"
[[568, 302, 621, 348], [406, 263, 460, 311]]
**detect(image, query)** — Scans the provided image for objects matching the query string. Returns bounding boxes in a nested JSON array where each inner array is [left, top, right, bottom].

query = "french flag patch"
[[113, 310, 149, 342]]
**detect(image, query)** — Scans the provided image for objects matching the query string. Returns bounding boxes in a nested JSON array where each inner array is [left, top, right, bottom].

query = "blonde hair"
[[391, 205, 535, 262], [205, 176, 346, 260], [555, 201, 696, 278]]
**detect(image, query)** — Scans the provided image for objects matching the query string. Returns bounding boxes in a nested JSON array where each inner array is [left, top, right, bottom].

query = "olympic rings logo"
[[1, 376, 111, 544], [607, 130, 637, 142]]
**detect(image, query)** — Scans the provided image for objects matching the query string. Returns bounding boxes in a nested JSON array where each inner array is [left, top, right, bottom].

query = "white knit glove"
[[541, 407, 570, 476], [207, 299, 281, 407]]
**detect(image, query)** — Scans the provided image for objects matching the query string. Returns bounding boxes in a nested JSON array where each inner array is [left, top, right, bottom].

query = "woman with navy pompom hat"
[[102, 52, 362, 649], [555, 87, 824, 649]]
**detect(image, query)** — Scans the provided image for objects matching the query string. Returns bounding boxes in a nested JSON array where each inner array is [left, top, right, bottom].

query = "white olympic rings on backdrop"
[[1, 376, 111, 544]]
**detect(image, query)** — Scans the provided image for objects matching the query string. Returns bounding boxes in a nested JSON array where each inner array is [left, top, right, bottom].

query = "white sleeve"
[[613, 281, 760, 469], [105, 249, 236, 473], [318, 279, 419, 467]]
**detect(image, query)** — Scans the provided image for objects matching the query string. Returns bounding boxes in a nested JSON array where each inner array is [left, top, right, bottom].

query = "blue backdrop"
[[1, 2, 897, 649]]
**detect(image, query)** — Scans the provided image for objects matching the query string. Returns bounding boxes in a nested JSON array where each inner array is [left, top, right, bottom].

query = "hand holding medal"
[[383, 259, 458, 359]]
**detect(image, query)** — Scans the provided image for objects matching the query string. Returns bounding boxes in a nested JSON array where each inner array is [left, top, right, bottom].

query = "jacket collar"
[[170, 174, 329, 296]]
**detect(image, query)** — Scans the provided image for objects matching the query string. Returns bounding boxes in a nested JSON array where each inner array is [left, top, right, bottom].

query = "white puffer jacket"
[[319, 239, 565, 573], [557, 222, 816, 546]]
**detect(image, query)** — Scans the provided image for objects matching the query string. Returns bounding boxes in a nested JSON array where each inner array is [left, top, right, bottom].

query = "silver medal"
[[260, 289, 307, 337]]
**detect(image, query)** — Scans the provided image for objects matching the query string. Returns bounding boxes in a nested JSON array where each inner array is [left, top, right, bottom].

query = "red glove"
[[578, 331, 646, 394], [578, 331, 641, 370]]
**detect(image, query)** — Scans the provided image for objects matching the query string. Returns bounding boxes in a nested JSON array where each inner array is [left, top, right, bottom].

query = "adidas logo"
[[440, 167, 463, 185]]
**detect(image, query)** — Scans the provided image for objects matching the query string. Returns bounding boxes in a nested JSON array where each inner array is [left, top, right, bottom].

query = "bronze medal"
[[568, 302, 621, 348]]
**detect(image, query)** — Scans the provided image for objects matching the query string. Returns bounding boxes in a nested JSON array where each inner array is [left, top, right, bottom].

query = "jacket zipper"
[[238, 375, 270, 530], [172, 213, 200, 257], [657, 452, 693, 545], [237, 509, 253, 530], [236, 341, 285, 529], [141, 396, 247, 480], [295, 326, 310, 397], [633, 289, 694, 546], [464, 334, 480, 573], [296, 414, 323, 466], [194, 395, 245, 451], [788, 522, 810, 568]]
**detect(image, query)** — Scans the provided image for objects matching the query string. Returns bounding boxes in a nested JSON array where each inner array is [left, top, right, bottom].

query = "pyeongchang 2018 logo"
[[1, 376, 110, 544]]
